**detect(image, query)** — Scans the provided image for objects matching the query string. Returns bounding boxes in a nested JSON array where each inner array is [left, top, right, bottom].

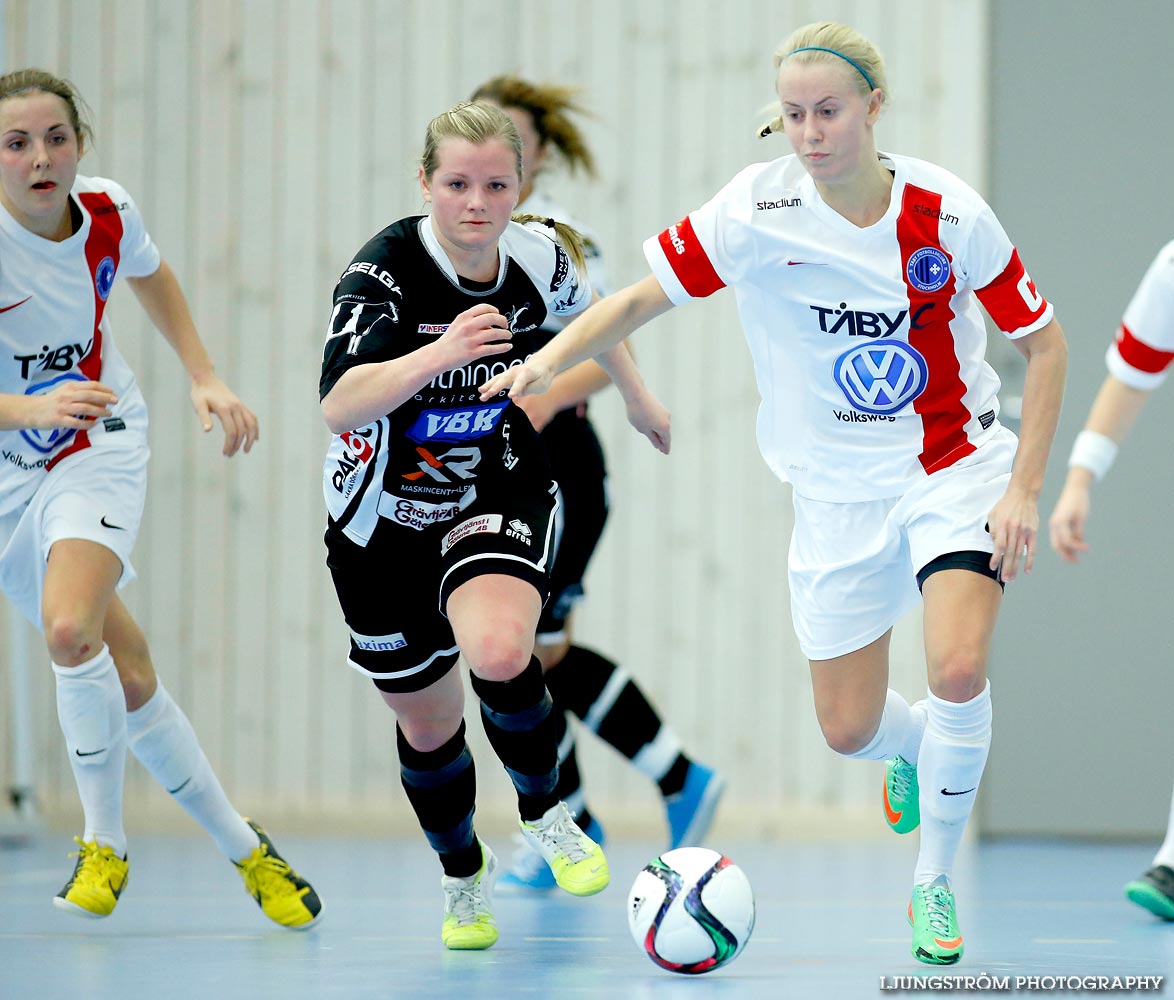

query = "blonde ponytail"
[[512, 213, 588, 276]]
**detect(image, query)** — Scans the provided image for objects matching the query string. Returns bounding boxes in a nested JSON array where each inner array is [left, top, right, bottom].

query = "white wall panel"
[[2, 0, 988, 837]]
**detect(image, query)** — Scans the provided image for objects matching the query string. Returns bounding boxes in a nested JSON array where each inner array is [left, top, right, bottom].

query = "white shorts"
[[0, 444, 149, 630], [788, 427, 1016, 661]]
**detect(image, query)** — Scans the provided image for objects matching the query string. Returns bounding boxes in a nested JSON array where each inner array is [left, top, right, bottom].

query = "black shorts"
[[326, 480, 559, 693], [536, 409, 609, 639]]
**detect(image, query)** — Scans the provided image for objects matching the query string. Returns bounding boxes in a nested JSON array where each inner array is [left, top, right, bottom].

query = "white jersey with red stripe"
[[1106, 238, 1174, 390], [643, 151, 1053, 502], [0, 174, 160, 516]]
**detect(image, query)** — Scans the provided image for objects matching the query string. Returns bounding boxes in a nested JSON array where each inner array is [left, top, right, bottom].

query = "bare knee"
[[116, 653, 158, 711], [463, 627, 533, 683], [387, 701, 464, 753], [929, 648, 987, 703], [814, 693, 886, 756], [821, 717, 881, 757], [44, 613, 103, 667]]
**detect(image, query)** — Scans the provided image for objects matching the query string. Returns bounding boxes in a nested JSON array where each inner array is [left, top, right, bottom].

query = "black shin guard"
[[551, 707, 589, 817], [397, 722, 481, 877], [470, 657, 559, 821]]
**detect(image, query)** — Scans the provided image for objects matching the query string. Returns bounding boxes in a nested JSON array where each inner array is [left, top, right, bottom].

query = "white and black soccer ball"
[[627, 847, 755, 975]]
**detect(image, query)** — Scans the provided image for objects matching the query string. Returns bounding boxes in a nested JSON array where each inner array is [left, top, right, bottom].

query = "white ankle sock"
[[126, 682, 258, 861], [845, 689, 928, 764], [53, 645, 127, 856], [1153, 784, 1174, 870], [914, 681, 992, 884]]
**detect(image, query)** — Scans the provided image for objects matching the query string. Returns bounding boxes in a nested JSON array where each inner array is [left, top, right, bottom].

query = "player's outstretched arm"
[[987, 317, 1067, 581], [478, 274, 675, 402], [1049, 373, 1149, 563], [128, 260, 260, 457]]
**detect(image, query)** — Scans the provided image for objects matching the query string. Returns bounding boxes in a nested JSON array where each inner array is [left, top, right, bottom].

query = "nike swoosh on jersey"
[[0, 295, 31, 313], [75, 747, 106, 757], [786, 260, 826, 266], [100, 516, 126, 530]]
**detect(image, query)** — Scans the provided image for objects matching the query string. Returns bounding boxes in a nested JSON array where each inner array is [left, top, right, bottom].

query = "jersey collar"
[[417, 215, 508, 294]]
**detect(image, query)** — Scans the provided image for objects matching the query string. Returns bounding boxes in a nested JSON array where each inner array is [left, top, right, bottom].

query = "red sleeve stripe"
[[973, 248, 1048, 333], [656, 216, 725, 298], [1116, 323, 1174, 374]]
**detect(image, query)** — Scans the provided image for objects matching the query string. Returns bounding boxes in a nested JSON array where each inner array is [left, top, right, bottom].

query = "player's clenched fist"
[[437, 303, 512, 371]]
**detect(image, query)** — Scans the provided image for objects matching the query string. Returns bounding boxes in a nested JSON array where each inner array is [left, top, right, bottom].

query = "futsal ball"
[[627, 847, 755, 975]]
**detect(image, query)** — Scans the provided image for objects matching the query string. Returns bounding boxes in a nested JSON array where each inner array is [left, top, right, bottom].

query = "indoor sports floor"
[[1, 832, 1169, 999]]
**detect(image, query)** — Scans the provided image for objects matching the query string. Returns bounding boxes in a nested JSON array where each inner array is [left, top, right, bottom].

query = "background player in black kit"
[[469, 76, 726, 892], [318, 101, 669, 951]]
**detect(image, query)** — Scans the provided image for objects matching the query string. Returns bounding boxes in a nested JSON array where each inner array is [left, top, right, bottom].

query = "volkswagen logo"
[[20, 372, 86, 453], [833, 341, 928, 415]]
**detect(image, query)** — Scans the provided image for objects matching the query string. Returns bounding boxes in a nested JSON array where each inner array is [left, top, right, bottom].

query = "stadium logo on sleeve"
[[832, 341, 928, 415], [95, 256, 116, 301], [905, 247, 951, 293]]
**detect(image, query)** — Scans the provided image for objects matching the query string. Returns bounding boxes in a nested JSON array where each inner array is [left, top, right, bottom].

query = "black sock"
[[470, 657, 559, 821], [397, 722, 481, 877], [550, 707, 590, 819], [546, 645, 691, 793], [658, 755, 690, 797]]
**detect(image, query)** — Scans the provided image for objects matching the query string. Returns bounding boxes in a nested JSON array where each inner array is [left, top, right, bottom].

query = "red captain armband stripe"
[[1116, 322, 1174, 374], [974, 248, 1048, 333], [657, 216, 725, 298]]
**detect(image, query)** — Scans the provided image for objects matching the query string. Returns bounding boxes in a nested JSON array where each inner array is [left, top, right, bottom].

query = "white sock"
[[53, 645, 128, 856], [632, 726, 684, 783], [914, 681, 992, 885], [1153, 784, 1174, 870], [126, 682, 258, 862], [845, 689, 928, 765]]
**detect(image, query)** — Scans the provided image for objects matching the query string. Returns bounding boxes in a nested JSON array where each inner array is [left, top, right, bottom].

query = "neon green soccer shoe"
[[1125, 865, 1174, 920], [884, 756, 920, 834], [441, 840, 499, 950], [909, 875, 964, 965], [519, 801, 609, 896]]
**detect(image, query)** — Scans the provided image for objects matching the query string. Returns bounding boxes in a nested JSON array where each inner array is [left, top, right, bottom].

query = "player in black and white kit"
[[469, 77, 725, 892], [0, 70, 320, 928], [319, 101, 669, 951]]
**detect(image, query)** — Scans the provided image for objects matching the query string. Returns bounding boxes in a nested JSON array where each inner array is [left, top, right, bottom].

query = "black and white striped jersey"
[[320, 214, 591, 546]]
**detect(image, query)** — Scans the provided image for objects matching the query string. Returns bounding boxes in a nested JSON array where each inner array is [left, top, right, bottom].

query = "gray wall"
[[984, 0, 1174, 837]]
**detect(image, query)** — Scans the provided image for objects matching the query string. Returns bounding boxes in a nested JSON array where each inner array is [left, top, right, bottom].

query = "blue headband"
[[786, 46, 875, 91]]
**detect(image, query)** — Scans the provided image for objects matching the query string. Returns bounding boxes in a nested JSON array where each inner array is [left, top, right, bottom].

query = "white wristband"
[[1068, 430, 1118, 481]]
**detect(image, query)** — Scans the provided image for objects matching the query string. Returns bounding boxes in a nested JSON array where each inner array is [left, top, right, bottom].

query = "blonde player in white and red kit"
[[1050, 239, 1174, 922], [0, 69, 321, 928], [481, 22, 1069, 965]]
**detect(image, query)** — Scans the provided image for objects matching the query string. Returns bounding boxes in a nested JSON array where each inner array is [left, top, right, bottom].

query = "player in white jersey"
[[469, 76, 725, 892], [0, 69, 321, 928], [1050, 239, 1174, 922], [481, 23, 1069, 964], [319, 101, 668, 950]]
